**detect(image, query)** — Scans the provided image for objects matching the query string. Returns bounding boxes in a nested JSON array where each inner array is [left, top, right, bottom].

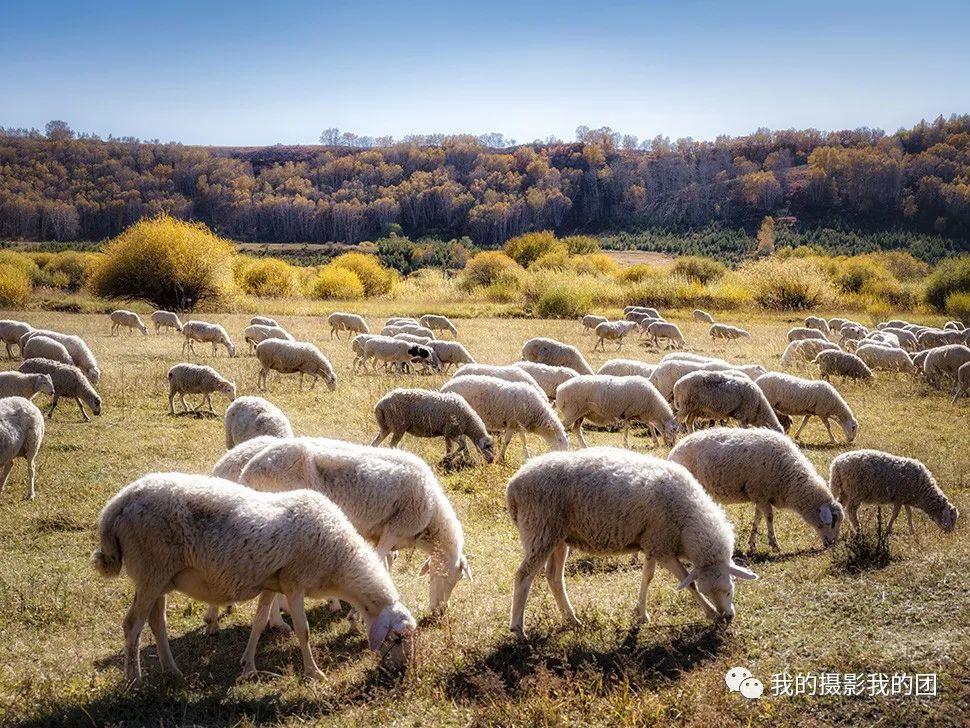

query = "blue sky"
[[2, 0, 969, 146]]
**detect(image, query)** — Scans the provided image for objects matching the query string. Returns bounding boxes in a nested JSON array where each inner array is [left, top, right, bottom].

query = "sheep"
[[22, 335, 73, 365], [661, 352, 724, 364], [514, 361, 578, 399], [387, 324, 436, 340], [953, 361, 970, 403], [0, 372, 54, 400], [804, 316, 829, 333], [224, 396, 294, 449], [250, 316, 279, 327], [419, 314, 458, 338], [922, 344, 970, 388], [581, 314, 609, 335], [669, 428, 843, 552], [505, 447, 757, 636], [944, 320, 966, 331], [830, 450, 959, 536], [427, 340, 475, 373], [363, 337, 441, 374], [624, 305, 661, 318], [827, 317, 848, 334], [18, 358, 102, 421], [780, 338, 840, 364], [649, 359, 767, 401], [855, 344, 915, 373], [787, 327, 828, 343], [709, 323, 751, 340], [181, 321, 236, 357], [755, 372, 858, 444], [0, 397, 45, 500], [918, 328, 967, 349], [593, 320, 638, 352], [813, 350, 873, 383], [255, 339, 337, 391], [167, 363, 236, 415], [880, 327, 918, 351], [863, 331, 901, 349], [556, 375, 679, 448], [371, 388, 494, 465], [626, 311, 664, 326], [692, 309, 715, 324], [151, 310, 183, 334], [243, 324, 294, 354], [645, 321, 686, 349], [213, 436, 285, 482], [838, 324, 869, 345], [109, 309, 148, 336], [441, 375, 568, 461], [451, 364, 544, 395], [385, 317, 419, 327], [521, 337, 594, 375], [394, 332, 433, 345], [18, 329, 100, 384], [91, 473, 417, 684], [0, 319, 32, 358], [672, 370, 783, 433], [328, 312, 370, 339], [596, 359, 655, 379]]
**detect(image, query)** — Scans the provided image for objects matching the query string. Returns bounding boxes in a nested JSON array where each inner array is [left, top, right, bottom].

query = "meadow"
[[0, 306, 968, 727]]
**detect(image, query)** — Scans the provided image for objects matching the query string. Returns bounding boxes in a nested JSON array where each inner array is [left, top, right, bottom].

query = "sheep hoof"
[[305, 668, 326, 682], [632, 609, 651, 625], [239, 667, 258, 681], [204, 621, 220, 635], [510, 625, 526, 640]]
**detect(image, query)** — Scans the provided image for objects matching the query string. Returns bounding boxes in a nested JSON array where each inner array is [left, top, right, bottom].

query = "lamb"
[[692, 309, 715, 323], [250, 316, 279, 327], [0, 397, 45, 500], [521, 337, 594, 375], [581, 314, 609, 335], [922, 344, 970, 388], [22, 335, 73, 365], [441, 375, 568, 461], [672, 370, 783, 433], [224, 396, 294, 449], [596, 359, 655, 379], [755, 372, 858, 444], [255, 339, 337, 391], [813, 350, 874, 383], [780, 338, 840, 364], [855, 344, 915, 373], [669, 428, 843, 552], [427, 340, 476, 372], [0, 372, 54, 400], [19, 358, 102, 421], [328, 312, 370, 339], [645, 321, 686, 349], [505, 448, 757, 636], [709, 323, 751, 340], [213, 436, 285, 482], [243, 324, 294, 354], [556, 374, 679, 448], [952, 361, 970, 403], [167, 363, 236, 415], [419, 314, 458, 338], [181, 321, 236, 357], [829, 450, 959, 536], [150, 310, 183, 334], [371, 388, 494, 465], [514, 361, 578, 399], [593, 320, 639, 351], [363, 337, 441, 374], [787, 327, 828, 343], [451, 364, 545, 395], [18, 329, 100, 384], [91, 473, 417, 684], [0, 319, 32, 358], [804, 316, 829, 333], [109, 309, 148, 336], [649, 359, 767, 401]]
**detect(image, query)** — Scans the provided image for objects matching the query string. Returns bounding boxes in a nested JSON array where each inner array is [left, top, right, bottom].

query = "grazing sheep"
[[581, 314, 609, 335], [0, 372, 54, 400], [952, 361, 970, 403], [168, 363, 236, 415], [250, 316, 279, 327], [855, 344, 915, 373], [521, 337, 594, 375], [394, 333, 433, 346], [672, 370, 783, 433], [213, 436, 285, 482], [830, 450, 959, 536], [839, 324, 869, 345], [788, 327, 828, 343], [451, 364, 544, 395], [243, 324, 294, 354], [514, 361, 578, 399], [596, 359, 655, 379], [661, 352, 723, 364], [709, 323, 751, 340], [593, 320, 639, 352], [506, 448, 757, 636], [256, 339, 337, 391], [441, 375, 568, 461], [693, 309, 715, 323], [0, 397, 45, 500], [827, 317, 848, 334], [556, 375, 678, 448], [351, 334, 379, 372], [419, 314, 458, 338], [110, 310, 148, 336], [182, 321, 236, 357], [385, 317, 418, 327], [813, 350, 873, 383], [151, 310, 183, 334], [91, 473, 417, 684], [328, 312, 370, 339], [922, 344, 970, 388], [393, 324, 436, 340], [224, 396, 294, 449], [804, 316, 829, 333], [0, 319, 32, 358], [755, 372, 858, 444], [669, 428, 843, 551], [626, 311, 664, 327], [363, 337, 441, 374], [624, 306, 661, 318], [427, 340, 475, 373], [22, 335, 73, 365], [944, 320, 967, 331], [19, 358, 102, 421], [911, 349, 931, 376], [918, 328, 967, 349], [880, 327, 918, 351], [645, 321, 686, 349], [780, 338, 840, 364], [649, 359, 767, 401], [863, 331, 901, 349], [19, 329, 100, 384]]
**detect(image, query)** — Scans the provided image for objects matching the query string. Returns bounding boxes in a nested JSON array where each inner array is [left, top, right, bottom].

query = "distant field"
[[603, 250, 675, 268]]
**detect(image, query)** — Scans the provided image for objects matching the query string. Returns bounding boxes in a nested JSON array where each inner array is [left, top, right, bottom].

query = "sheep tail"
[[506, 489, 518, 526], [91, 512, 123, 577]]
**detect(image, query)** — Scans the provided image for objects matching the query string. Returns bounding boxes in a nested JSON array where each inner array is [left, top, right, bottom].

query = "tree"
[[756, 216, 776, 256], [319, 127, 340, 145], [45, 120, 74, 141]]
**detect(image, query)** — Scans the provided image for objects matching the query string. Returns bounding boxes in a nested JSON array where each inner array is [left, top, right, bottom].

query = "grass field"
[[0, 307, 967, 727]]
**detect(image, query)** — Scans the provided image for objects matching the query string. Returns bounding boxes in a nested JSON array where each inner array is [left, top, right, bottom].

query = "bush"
[[236, 258, 297, 297], [946, 292, 970, 323], [834, 259, 892, 294], [670, 256, 726, 285], [572, 253, 620, 277], [743, 258, 835, 310], [88, 215, 235, 310], [504, 231, 562, 268], [0, 263, 31, 306], [46, 251, 99, 291], [461, 251, 522, 289], [310, 265, 365, 300], [531, 248, 572, 271], [561, 235, 600, 255], [0, 251, 48, 286], [329, 252, 395, 296], [484, 268, 526, 302], [925, 255, 970, 311], [615, 264, 659, 283]]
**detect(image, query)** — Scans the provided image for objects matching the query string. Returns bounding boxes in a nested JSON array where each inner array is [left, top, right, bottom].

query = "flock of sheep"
[[0, 302, 964, 687]]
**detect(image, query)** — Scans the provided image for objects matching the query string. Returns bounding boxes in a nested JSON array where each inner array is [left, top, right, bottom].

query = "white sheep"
[[660, 352, 723, 364], [182, 321, 236, 357], [755, 372, 858, 444], [451, 364, 545, 395], [855, 344, 915, 373], [505, 447, 757, 636], [255, 339, 336, 391], [19, 329, 100, 384], [91, 473, 417, 684], [515, 360, 579, 399], [328, 312, 370, 339], [167, 363, 236, 414], [649, 359, 767, 401], [880, 327, 918, 351], [224, 396, 294, 449], [593, 320, 638, 352], [385, 317, 419, 327], [419, 314, 458, 338], [624, 305, 661, 318], [392, 324, 436, 340], [922, 344, 970, 388], [787, 327, 829, 343], [22, 335, 73, 366], [804, 315, 829, 333], [213, 436, 285, 482], [19, 358, 102, 421], [953, 361, 970, 403], [441, 375, 568, 461], [918, 328, 967, 349], [250, 316, 279, 327], [827, 317, 848, 334], [0, 319, 32, 358], [0, 372, 54, 400], [627, 311, 664, 327], [521, 337, 594, 375], [109, 310, 148, 336], [645, 321, 685, 349], [581, 314, 608, 335], [672, 370, 783, 433], [350, 333, 379, 373], [692, 309, 715, 323], [709, 323, 751, 340], [0, 397, 45, 500], [243, 324, 294, 354], [780, 338, 840, 364], [556, 374, 679, 448], [363, 337, 441, 374], [830, 450, 959, 536], [394, 332, 433, 345], [813, 350, 873, 382], [944, 320, 967, 331], [151, 310, 183, 334], [596, 359, 655, 379], [669, 427, 843, 551], [426, 340, 475, 373]]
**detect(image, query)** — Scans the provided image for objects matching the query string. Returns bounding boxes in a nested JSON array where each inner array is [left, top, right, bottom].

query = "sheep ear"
[[820, 505, 833, 526], [729, 562, 758, 581], [460, 556, 473, 581], [677, 568, 699, 590], [367, 608, 394, 652], [418, 557, 431, 576]]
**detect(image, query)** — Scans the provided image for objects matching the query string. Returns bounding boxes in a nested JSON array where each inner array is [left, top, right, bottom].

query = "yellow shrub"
[[671, 256, 726, 284], [0, 251, 47, 286], [561, 235, 600, 255], [484, 268, 526, 302], [531, 248, 572, 271], [236, 257, 298, 297], [504, 231, 562, 267], [330, 252, 395, 296], [47, 251, 99, 291], [741, 258, 835, 310], [0, 264, 32, 306], [616, 264, 659, 283], [461, 251, 522, 289], [945, 292, 970, 323], [572, 253, 620, 277], [310, 265, 365, 300]]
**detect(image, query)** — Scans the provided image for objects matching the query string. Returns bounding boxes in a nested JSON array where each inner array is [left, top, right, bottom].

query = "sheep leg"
[[622, 419, 630, 448], [47, 394, 60, 419], [168, 391, 176, 415], [299, 373, 304, 391], [123, 586, 163, 686], [748, 507, 763, 552], [764, 504, 780, 551], [203, 605, 221, 635], [258, 367, 267, 391], [792, 415, 812, 440], [75, 398, 91, 422], [519, 430, 530, 459], [573, 419, 589, 449], [211, 342, 218, 356], [0, 460, 12, 492], [498, 429, 515, 461], [179, 393, 189, 413], [661, 557, 719, 621], [633, 557, 657, 623], [26, 458, 37, 499], [821, 417, 837, 444], [387, 431, 405, 447], [288, 591, 325, 681], [885, 503, 902, 536], [510, 547, 553, 638], [545, 543, 580, 627], [847, 503, 861, 531], [239, 590, 277, 679], [906, 506, 915, 534], [648, 424, 659, 447], [204, 393, 215, 413], [371, 428, 390, 447], [148, 595, 182, 677]]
